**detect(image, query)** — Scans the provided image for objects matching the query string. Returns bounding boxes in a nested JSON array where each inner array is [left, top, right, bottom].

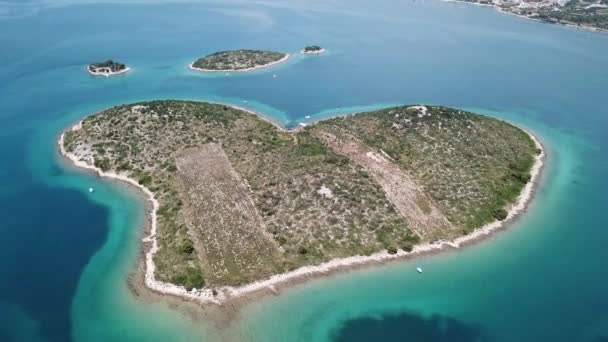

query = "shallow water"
[[1, 1, 607, 341]]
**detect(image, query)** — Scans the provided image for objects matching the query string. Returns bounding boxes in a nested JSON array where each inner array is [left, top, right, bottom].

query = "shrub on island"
[[88, 59, 127, 74], [302, 45, 324, 53]]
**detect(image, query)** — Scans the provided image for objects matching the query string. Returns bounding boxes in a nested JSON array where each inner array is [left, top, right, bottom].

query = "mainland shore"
[[58, 106, 545, 323], [188, 54, 290, 73], [444, 0, 608, 33]]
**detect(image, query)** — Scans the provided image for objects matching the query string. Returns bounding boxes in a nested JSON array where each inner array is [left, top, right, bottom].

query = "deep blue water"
[[0, 187, 107, 342], [1, 1, 607, 341]]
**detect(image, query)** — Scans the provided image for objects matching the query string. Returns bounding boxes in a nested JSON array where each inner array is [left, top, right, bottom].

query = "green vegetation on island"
[[191, 49, 287, 71], [88, 60, 127, 74], [62, 101, 538, 289], [318, 106, 538, 232], [302, 45, 324, 53]]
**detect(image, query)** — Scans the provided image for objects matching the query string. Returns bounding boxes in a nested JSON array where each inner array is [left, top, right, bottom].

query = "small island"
[[453, 0, 608, 31], [301, 45, 325, 54], [189, 49, 289, 72], [87, 59, 129, 77], [60, 101, 543, 304]]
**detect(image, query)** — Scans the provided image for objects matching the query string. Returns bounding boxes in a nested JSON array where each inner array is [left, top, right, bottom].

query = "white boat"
[[305, 115, 311, 119], [416, 267, 423, 273], [272, 74, 277, 78], [88, 187, 94, 193]]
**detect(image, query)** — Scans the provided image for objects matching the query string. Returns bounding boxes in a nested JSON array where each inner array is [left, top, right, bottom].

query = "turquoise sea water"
[[1, 1, 607, 341]]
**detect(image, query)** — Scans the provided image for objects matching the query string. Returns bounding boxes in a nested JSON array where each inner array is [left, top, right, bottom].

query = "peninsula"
[[301, 45, 325, 54], [88, 59, 129, 77], [451, 0, 608, 31], [60, 100, 543, 304], [189, 49, 289, 72]]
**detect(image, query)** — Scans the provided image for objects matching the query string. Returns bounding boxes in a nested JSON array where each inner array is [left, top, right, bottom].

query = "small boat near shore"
[[416, 266, 423, 273], [88, 187, 94, 193]]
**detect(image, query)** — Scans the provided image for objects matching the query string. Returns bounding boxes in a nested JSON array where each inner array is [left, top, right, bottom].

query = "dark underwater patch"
[[331, 311, 491, 342]]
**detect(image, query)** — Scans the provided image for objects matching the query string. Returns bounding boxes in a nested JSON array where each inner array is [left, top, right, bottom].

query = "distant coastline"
[[188, 53, 290, 73], [58, 104, 545, 315], [444, 0, 608, 33]]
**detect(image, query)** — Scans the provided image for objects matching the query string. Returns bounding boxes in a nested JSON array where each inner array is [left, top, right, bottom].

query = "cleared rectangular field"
[[176, 143, 281, 286], [315, 128, 456, 241]]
